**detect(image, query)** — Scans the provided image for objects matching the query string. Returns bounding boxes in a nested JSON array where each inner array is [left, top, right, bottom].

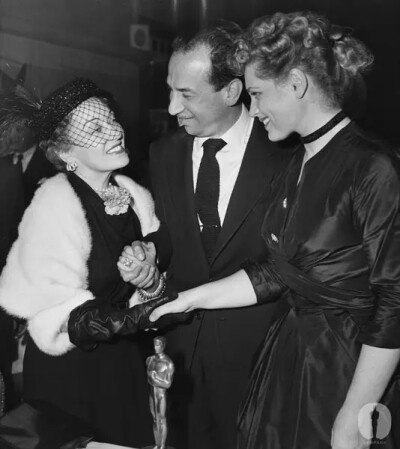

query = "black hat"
[[33, 78, 108, 142]]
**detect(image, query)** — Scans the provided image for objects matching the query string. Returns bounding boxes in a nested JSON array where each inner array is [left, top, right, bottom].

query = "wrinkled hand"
[[150, 290, 196, 322], [331, 406, 370, 449], [117, 241, 159, 289]]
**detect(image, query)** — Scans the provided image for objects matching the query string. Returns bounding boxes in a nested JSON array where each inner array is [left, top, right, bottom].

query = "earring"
[[66, 160, 78, 172]]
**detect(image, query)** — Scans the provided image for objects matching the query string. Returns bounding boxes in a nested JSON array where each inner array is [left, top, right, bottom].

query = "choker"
[[95, 184, 132, 215], [300, 111, 346, 144]]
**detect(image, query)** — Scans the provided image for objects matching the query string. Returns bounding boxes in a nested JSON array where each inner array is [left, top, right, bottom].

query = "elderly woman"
[[0, 78, 168, 447], [150, 12, 400, 449]]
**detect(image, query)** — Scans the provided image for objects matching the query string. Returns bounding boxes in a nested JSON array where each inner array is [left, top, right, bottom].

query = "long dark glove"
[[68, 293, 191, 351]]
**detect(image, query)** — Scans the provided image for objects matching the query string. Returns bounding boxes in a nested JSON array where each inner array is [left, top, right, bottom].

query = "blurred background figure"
[[0, 85, 55, 411]]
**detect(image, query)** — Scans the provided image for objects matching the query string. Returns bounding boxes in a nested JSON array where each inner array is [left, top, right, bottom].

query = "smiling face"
[[245, 63, 301, 142], [62, 97, 129, 176], [167, 46, 233, 137]]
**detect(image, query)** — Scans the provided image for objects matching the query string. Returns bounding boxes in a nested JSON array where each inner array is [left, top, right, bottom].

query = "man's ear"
[[288, 68, 308, 99], [224, 78, 243, 106]]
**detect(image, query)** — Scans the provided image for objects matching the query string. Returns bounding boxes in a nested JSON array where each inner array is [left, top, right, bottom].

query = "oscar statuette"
[[143, 336, 175, 449]]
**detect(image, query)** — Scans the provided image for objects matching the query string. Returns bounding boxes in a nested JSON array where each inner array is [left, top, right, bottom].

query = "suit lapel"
[[23, 148, 55, 201], [211, 121, 273, 264], [166, 131, 209, 269], [24, 147, 48, 179]]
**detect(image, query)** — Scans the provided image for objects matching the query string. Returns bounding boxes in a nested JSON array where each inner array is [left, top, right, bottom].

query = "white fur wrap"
[[0, 173, 159, 356]]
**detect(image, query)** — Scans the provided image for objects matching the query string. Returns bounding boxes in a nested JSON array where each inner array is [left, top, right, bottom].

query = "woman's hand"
[[331, 406, 370, 449], [149, 290, 197, 322], [150, 270, 258, 322], [117, 241, 159, 289]]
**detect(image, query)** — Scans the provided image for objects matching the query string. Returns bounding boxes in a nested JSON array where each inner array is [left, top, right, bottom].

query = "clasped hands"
[[117, 241, 195, 323], [64, 242, 190, 348], [117, 240, 160, 291]]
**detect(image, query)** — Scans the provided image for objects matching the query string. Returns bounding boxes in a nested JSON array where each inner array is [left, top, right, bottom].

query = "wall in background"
[[1, 0, 399, 158]]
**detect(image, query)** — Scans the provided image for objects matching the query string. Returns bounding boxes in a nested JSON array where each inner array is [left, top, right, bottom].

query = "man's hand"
[[117, 241, 159, 289], [130, 240, 157, 265]]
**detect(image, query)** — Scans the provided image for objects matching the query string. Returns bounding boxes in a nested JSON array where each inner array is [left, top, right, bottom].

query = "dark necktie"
[[11, 154, 24, 184], [13, 153, 23, 169], [195, 138, 226, 261]]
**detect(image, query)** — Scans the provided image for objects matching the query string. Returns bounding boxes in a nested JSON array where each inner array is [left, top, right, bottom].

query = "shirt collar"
[[12, 145, 36, 167], [195, 105, 252, 151]]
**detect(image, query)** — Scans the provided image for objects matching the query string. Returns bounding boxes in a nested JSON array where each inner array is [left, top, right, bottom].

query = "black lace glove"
[[68, 293, 191, 351]]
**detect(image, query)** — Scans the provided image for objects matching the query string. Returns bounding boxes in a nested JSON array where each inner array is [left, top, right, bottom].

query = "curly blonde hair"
[[232, 11, 374, 108]]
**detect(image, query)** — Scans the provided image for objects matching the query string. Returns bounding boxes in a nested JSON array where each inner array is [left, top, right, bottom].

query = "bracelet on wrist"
[[137, 274, 166, 302]]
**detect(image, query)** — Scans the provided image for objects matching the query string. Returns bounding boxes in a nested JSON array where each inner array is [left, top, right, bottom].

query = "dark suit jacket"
[[0, 149, 55, 410], [148, 121, 292, 374], [0, 155, 24, 410], [22, 148, 56, 207], [0, 149, 54, 271], [0, 155, 25, 271]]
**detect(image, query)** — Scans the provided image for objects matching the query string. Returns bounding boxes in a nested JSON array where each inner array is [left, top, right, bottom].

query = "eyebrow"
[[84, 114, 114, 124], [82, 118, 102, 125], [167, 83, 195, 94]]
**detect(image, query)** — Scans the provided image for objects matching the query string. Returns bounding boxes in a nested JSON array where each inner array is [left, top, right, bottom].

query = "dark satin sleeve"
[[242, 259, 288, 304], [144, 225, 171, 274], [353, 153, 400, 348]]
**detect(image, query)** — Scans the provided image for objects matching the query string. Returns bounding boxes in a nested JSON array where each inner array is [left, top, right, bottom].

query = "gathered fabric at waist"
[[272, 253, 374, 316], [286, 295, 374, 328]]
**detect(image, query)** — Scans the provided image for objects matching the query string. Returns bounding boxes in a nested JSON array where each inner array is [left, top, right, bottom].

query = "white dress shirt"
[[193, 105, 254, 226]]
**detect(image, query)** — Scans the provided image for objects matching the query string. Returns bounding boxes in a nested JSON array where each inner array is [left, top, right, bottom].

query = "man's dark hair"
[[172, 20, 243, 91]]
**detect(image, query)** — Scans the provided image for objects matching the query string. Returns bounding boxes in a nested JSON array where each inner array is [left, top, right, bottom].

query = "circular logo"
[[358, 403, 391, 441]]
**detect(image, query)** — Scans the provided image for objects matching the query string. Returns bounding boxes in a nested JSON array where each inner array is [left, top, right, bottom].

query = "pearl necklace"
[[95, 184, 132, 215]]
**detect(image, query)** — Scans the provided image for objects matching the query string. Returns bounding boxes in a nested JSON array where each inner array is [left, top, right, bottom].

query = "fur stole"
[[0, 173, 159, 356]]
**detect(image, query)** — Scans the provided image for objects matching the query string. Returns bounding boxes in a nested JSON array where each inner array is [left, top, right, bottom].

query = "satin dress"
[[23, 174, 153, 447], [239, 122, 400, 449]]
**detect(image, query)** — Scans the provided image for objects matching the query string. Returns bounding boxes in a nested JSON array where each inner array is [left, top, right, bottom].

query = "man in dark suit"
[[124, 22, 291, 449], [0, 115, 54, 411], [21, 144, 55, 206], [0, 144, 55, 269]]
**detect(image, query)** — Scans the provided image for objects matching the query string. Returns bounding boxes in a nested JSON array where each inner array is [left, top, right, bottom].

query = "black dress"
[[23, 173, 153, 447], [239, 122, 400, 449]]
